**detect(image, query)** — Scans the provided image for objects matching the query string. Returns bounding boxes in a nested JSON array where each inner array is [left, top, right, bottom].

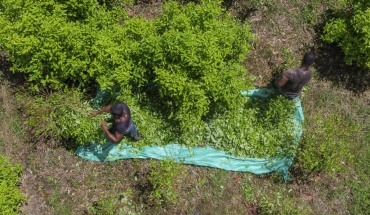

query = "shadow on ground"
[[314, 43, 370, 94], [0, 52, 27, 86], [222, 0, 257, 22], [313, 11, 370, 94]]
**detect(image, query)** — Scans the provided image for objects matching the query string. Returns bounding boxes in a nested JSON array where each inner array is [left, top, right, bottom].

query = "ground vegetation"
[[0, 0, 369, 214]]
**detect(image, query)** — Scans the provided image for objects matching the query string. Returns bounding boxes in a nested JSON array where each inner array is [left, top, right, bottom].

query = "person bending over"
[[275, 52, 315, 99], [91, 102, 142, 143]]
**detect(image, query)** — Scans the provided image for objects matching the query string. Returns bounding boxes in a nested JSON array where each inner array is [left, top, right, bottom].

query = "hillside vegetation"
[[0, 0, 369, 214]]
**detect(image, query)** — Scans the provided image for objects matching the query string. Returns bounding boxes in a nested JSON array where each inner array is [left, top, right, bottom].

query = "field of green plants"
[[0, 0, 300, 159], [0, 0, 369, 214]]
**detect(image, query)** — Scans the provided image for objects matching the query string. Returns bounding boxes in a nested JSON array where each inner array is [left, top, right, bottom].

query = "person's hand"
[[91, 111, 98, 117], [100, 121, 107, 130]]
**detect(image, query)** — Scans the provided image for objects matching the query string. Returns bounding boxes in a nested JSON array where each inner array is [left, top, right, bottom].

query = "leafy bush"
[[0, 155, 23, 215], [108, 0, 254, 133], [322, 0, 370, 69], [3, 0, 297, 159], [88, 189, 139, 215], [295, 114, 355, 175], [148, 159, 186, 206], [0, 0, 253, 134], [0, 0, 130, 92]]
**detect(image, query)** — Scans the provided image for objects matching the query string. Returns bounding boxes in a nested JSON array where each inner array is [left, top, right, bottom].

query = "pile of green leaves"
[[18, 89, 109, 145], [0, 155, 23, 215], [94, 91, 298, 158], [21, 88, 297, 158], [203, 94, 297, 158], [322, 0, 370, 69]]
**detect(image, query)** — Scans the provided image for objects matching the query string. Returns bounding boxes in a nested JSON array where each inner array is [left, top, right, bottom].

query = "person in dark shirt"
[[91, 102, 142, 143], [275, 52, 315, 99]]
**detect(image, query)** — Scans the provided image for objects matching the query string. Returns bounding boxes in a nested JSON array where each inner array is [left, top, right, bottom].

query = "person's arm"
[[91, 105, 112, 117], [100, 121, 123, 143], [275, 75, 288, 87], [275, 70, 289, 87]]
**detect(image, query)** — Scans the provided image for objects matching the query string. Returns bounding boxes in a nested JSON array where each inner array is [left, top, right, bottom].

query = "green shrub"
[[110, 0, 254, 133], [295, 114, 355, 175], [0, 0, 253, 134], [88, 190, 139, 215], [148, 159, 186, 206], [5, 0, 298, 159], [0, 0, 130, 92], [322, 0, 370, 69], [0, 155, 23, 215]]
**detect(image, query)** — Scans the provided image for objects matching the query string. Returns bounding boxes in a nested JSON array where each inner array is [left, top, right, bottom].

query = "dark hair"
[[302, 52, 315, 66], [110, 104, 123, 116]]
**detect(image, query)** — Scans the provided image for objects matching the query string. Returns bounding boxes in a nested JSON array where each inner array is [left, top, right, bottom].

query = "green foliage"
[[88, 190, 139, 215], [148, 159, 186, 206], [322, 0, 370, 69], [19, 89, 109, 145], [203, 94, 297, 158], [0, 0, 254, 135], [242, 181, 311, 214], [120, 0, 254, 133], [0, 0, 130, 91], [348, 132, 370, 214], [2, 0, 297, 159], [295, 114, 355, 175], [124, 96, 176, 149], [345, 0, 370, 9], [0, 155, 23, 215]]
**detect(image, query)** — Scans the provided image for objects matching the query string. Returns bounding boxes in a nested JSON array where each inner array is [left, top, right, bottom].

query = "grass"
[[349, 132, 370, 215], [0, 0, 369, 214], [0, 155, 23, 215]]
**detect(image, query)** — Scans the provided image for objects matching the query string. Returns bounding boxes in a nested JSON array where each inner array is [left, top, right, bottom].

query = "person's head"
[[302, 52, 315, 67], [110, 104, 124, 118]]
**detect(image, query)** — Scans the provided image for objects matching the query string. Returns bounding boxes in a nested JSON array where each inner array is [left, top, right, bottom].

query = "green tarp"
[[75, 88, 304, 181]]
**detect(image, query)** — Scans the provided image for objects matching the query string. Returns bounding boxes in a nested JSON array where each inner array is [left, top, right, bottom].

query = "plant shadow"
[[312, 11, 370, 94], [222, 0, 258, 22], [0, 52, 27, 86], [314, 43, 370, 94]]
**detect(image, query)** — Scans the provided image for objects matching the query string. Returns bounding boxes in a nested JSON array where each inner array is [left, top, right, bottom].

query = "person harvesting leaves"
[[275, 52, 315, 99], [91, 102, 142, 143]]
